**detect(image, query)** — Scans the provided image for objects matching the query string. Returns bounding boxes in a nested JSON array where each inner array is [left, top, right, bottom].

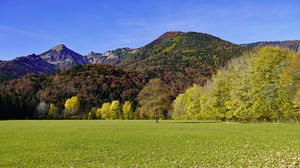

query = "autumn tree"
[[137, 78, 172, 120], [173, 47, 299, 122], [109, 100, 121, 119], [64, 96, 80, 119], [122, 101, 134, 120], [97, 102, 110, 119]]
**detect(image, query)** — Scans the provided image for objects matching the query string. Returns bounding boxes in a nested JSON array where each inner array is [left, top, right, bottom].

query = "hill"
[[244, 40, 300, 53], [119, 31, 248, 94]]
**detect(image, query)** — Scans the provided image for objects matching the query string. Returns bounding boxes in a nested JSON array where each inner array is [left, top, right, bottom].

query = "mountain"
[[0, 44, 87, 78], [85, 47, 138, 66], [119, 31, 248, 94], [0, 54, 55, 78], [39, 44, 88, 69], [0, 44, 139, 80], [244, 40, 300, 53]]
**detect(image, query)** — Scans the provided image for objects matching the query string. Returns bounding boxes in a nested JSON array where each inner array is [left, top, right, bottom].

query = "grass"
[[0, 120, 300, 167]]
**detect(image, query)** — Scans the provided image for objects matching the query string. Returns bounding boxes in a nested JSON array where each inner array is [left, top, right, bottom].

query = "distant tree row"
[[38, 78, 172, 120], [0, 66, 173, 120], [173, 47, 300, 121], [0, 65, 148, 119]]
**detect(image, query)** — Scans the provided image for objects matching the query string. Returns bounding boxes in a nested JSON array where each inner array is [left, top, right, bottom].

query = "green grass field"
[[1, 120, 300, 167]]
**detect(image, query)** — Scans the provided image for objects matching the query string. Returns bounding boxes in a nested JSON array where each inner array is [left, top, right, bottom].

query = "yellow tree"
[[98, 102, 110, 119], [109, 100, 120, 119], [122, 101, 134, 120], [64, 96, 80, 119]]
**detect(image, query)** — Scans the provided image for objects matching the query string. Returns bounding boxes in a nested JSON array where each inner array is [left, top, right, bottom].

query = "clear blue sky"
[[0, 0, 300, 60]]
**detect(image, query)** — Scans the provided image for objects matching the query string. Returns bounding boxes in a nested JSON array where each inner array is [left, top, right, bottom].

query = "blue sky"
[[0, 0, 300, 60]]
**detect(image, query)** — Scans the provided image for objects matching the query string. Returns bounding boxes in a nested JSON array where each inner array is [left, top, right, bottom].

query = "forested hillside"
[[0, 64, 148, 119], [119, 31, 248, 95]]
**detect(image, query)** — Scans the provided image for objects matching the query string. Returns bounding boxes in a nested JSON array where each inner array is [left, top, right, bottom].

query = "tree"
[[64, 96, 80, 119], [109, 100, 121, 119], [249, 47, 294, 121], [184, 85, 202, 119], [88, 107, 97, 119], [137, 78, 172, 120], [36, 102, 49, 119], [48, 103, 59, 119], [172, 85, 202, 120], [97, 102, 110, 119], [122, 101, 134, 120], [172, 94, 186, 119]]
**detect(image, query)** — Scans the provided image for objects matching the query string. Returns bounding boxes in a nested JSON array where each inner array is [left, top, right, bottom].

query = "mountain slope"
[[85, 47, 137, 66], [244, 40, 300, 53], [0, 54, 55, 78], [119, 31, 248, 94], [39, 44, 88, 69]]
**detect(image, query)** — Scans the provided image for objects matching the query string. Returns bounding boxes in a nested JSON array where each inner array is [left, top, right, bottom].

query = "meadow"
[[1, 120, 300, 167]]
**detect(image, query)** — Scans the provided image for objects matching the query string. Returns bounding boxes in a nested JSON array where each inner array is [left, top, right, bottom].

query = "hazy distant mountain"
[[119, 31, 248, 94], [244, 40, 300, 53], [85, 48, 138, 66], [0, 54, 55, 77], [39, 44, 88, 69]]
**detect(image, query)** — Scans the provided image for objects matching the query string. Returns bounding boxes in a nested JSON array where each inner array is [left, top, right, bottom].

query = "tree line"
[[173, 47, 300, 121], [0, 64, 172, 119]]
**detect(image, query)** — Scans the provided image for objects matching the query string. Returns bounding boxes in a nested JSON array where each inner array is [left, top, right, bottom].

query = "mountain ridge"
[[243, 40, 300, 53], [1, 31, 299, 81], [39, 44, 88, 69]]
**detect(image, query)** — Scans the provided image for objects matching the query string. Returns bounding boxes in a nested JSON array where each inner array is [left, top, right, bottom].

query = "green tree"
[[88, 107, 97, 119], [249, 47, 294, 121], [48, 103, 59, 119]]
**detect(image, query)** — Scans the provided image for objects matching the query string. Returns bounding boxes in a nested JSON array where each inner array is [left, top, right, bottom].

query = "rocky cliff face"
[[85, 48, 138, 66]]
